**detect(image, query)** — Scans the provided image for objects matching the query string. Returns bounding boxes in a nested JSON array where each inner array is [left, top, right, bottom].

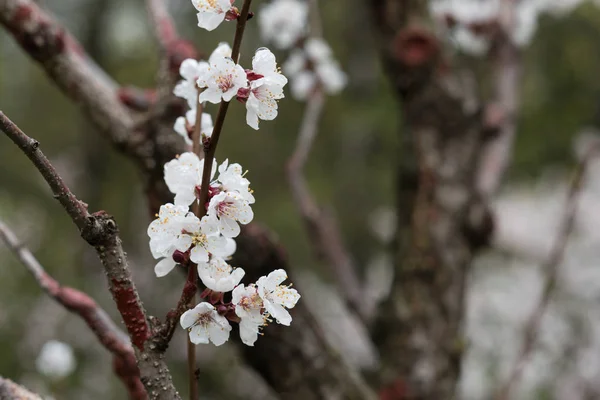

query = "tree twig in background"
[[145, 0, 178, 51], [286, 90, 365, 318], [285, 0, 365, 319], [0, 221, 146, 400], [495, 146, 597, 400], [0, 0, 132, 146], [477, 0, 522, 197], [0, 377, 42, 400], [0, 112, 179, 400]]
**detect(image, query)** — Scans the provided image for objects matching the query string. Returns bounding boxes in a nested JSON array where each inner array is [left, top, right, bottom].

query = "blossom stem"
[[191, 89, 205, 159], [186, 2, 252, 398], [197, 0, 253, 221]]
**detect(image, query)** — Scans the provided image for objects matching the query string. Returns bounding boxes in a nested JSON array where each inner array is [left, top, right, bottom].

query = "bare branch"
[[495, 147, 596, 400], [0, 377, 42, 400], [476, 0, 522, 197], [146, 0, 177, 51], [286, 91, 365, 318], [0, 112, 179, 400], [0, 0, 134, 146], [0, 221, 146, 400]]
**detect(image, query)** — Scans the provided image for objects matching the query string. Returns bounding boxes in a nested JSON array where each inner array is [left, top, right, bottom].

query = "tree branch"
[[286, 90, 365, 318], [0, 112, 179, 400], [494, 146, 597, 400], [0, 0, 133, 147], [0, 220, 146, 400], [0, 377, 41, 400], [476, 0, 522, 197], [145, 0, 177, 51]]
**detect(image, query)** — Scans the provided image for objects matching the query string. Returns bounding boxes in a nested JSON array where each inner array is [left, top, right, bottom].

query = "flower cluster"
[[174, 43, 287, 131], [258, 0, 347, 101], [150, 0, 301, 348], [149, 151, 300, 346], [283, 38, 347, 101]]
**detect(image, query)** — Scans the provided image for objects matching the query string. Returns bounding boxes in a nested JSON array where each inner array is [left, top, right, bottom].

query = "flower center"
[[217, 75, 234, 92], [217, 201, 237, 218], [191, 232, 208, 247]]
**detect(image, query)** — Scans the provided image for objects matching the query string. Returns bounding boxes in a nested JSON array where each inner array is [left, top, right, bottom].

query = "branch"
[[0, 377, 41, 400], [286, 90, 365, 318], [0, 221, 146, 400], [196, 0, 253, 213], [0, 0, 134, 147], [145, 0, 177, 51], [476, 0, 522, 197], [494, 147, 596, 400], [0, 112, 180, 400]]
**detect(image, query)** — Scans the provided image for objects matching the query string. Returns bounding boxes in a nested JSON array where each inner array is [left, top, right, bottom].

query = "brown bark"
[[369, 1, 494, 399]]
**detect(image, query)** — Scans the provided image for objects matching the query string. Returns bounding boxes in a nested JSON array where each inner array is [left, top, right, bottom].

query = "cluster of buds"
[[258, 0, 347, 101], [148, 0, 300, 347]]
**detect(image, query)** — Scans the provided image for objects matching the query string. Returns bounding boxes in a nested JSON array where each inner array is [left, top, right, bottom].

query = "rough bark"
[[369, 1, 494, 399]]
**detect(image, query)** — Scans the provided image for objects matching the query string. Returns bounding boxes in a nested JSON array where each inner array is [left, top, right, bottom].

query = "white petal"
[[199, 88, 224, 104], [190, 246, 209, 264], [180, 59, 200, 80], [239, 319, 260, 346], [197, 11, 227, 31], [245, 106, 260, 130], [189, 325, 210, 344], [180, 308, 200, 329], [266, 302, 292, 326], [208, 315, 231, 346], [219, 217, 241, 238], [154, 258, 177, 277]]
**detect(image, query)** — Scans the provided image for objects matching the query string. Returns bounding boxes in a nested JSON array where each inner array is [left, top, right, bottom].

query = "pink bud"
[[172, 250, 189, 264], [236, 87, 250, 103], [245, 70, 264, 82]]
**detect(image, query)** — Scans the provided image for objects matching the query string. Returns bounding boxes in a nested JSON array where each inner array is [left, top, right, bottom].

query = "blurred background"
[[2, 0, 600, 399]]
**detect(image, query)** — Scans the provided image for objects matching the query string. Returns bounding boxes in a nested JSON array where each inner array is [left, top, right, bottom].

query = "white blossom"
[[215, 159, 255, 203], [148, 203, 200, 277], [257, 269, 300, 326], [259, 0, 309, 50], [174, 59, 209, 108], [36, 340, 76, 380], [232, 284, 265, 346], [205, 191, 254, 238], [199, 57, 247, 104], [174, 109, 214, 146], [164, 152, 216, 207], [245, 48, 287, 130], [174, 43, 232, 108], [192, 0, 235, 31], [189, 216, 230, 264], [180, 302, 231, 345], [283, 39, 347, 101], [197, 256, 245, 292]]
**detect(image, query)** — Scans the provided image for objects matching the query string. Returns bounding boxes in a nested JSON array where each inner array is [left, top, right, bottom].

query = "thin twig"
[[495, 147, 597, 400], [285, 0, 364, 318], [0, 377, 41, 400], [477, 0, 521, 197], [0, 112, 180, 400], [0, 221, 146, 400], [197, 0, 253, 218], [145, 0, 178, 51], [185, 3, 253, 398], [0, 112, 89, 228], [286, 91, 365, 317], [0, 0, 132, 146]]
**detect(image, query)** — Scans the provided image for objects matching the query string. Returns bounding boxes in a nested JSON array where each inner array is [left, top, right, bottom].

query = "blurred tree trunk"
[[369, 1, 493, 399]]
